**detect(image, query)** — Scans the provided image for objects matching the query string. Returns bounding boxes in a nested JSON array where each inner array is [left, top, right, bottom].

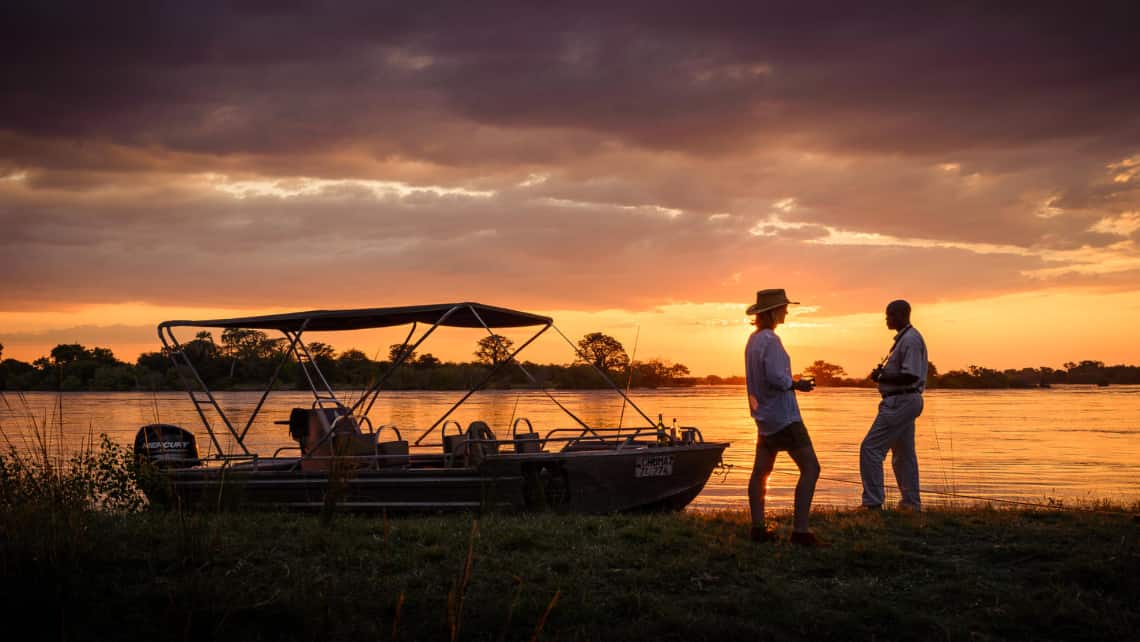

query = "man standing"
[[860, 300, 928, 511]]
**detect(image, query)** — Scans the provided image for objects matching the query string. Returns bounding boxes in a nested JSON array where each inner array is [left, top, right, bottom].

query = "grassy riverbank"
[[3, 504, 1137, 641]]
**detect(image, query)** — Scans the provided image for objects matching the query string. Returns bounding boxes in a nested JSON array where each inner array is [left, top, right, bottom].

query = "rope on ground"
[[766, 468, 1135, 516]]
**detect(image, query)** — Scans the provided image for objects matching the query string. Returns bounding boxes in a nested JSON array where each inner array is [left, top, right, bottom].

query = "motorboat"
[[135, 302, 728, 513]]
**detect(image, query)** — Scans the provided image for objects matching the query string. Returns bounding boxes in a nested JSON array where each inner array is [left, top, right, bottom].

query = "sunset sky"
[[3, 3, 1139, 377]]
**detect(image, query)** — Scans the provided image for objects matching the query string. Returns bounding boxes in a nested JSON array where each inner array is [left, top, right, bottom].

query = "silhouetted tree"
[[307, 342, 336, 361], [631, 359, 690, 386], [183, 332, 217, 363], [802, 360, 847, 386], [0, 356, 35, 390], [577, 332, 629, 372], [221, 328, 271, 377], [388, 343, 417, 364], [475, 334, 514, 366], [337, 349, 374, 386], [416, 353, 442, 368], [50, 343, 88, 366], [90, 347, 118, 364]]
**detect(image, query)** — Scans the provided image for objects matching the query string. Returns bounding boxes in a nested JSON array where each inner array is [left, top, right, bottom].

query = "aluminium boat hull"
[[148, 442, 728, 514]]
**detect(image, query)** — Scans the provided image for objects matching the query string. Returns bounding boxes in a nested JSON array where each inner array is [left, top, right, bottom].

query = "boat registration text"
[[635, 454, 674, 478]]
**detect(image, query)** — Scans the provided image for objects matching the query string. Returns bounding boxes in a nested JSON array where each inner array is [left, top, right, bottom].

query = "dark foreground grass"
[[2, 505, 1137, 642]]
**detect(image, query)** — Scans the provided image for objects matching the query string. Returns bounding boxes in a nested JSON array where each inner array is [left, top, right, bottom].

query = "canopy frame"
[[158, 302, 656, 459]]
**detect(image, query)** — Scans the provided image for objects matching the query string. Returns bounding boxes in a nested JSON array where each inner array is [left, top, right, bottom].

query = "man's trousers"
[[860, 393, 924, 508]]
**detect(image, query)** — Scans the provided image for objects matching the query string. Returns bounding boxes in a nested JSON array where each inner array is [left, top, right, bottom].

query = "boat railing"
[[328, 412, 372, 434], [543, 426, 663, 449], [410, 425, 709, 452], [207, 453, 260, 462], [511, 417, 535, 437], [193, 423, 711, 473], [272, 445, 303, 458], [375, 424, 404, 441], [250, 451, 419, 472]]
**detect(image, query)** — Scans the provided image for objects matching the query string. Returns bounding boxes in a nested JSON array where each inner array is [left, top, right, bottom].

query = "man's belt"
[[881, 387, 921, 398]]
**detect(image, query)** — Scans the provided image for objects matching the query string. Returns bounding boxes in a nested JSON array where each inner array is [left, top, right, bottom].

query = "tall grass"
[[0, 392, 150, 567], [0, 391, 146, 514]]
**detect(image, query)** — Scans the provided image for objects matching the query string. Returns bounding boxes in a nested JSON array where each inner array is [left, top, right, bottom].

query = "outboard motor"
[[134, 424, 200, 469]]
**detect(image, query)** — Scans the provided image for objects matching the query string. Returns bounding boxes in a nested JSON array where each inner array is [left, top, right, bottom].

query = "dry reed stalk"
[[529, 589, 560, 642], [495, 575, 524, 642], [447, 518, 479, 642], [391, 591, 405, 641]]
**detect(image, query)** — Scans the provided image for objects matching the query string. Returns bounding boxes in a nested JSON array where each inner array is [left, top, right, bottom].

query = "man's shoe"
[[790, 531, 829, 548], [897, 502, 921, 513], [750, 525, 778, 543], [860, 504, 882, 511]]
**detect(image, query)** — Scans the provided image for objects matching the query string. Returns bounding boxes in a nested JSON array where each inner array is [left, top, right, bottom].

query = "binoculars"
[[870, 364, 886, 382]]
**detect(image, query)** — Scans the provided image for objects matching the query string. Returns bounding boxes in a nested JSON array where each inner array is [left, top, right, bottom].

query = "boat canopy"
[[159, 302, 552, 332]]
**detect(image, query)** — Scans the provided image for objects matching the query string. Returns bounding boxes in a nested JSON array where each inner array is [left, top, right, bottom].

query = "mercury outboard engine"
[[133, 424, 200, 469]]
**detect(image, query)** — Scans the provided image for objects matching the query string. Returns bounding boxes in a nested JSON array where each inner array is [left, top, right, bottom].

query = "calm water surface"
[[3, 386, 1138, 510]]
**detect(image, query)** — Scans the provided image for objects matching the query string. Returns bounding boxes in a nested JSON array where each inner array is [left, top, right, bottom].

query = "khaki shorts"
[[756, 420, 813, 452]]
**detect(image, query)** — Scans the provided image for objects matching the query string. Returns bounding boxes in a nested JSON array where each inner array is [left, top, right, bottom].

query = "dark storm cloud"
[[4, 2, 1138, 162]]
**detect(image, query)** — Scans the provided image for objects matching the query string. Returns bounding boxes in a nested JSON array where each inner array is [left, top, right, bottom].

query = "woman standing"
[[745, 289, 824, 546]]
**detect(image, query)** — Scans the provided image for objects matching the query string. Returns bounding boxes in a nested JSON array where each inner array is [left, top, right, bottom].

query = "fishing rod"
[[617, 325, 640, 431]]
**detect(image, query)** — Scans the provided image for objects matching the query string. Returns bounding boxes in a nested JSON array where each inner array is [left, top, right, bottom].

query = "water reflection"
[[2, 386, 1138, 510]]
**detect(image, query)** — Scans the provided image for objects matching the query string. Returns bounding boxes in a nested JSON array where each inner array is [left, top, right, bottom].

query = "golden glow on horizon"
[[4, 290, 1140, 377]]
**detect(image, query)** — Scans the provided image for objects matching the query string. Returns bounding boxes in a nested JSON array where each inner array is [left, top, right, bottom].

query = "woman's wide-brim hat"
[[746, 289, 799, 315]]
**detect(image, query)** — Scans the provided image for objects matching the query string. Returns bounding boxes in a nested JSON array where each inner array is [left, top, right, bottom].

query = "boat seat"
[[287, 408, 310, 444], [375, 425, 410, 468], [443, 432, 469, 467], [377, 439, 410, 468], [289, 408, 360, 450], [467, 421, 500, 454], [331, 431, 378, 457], [292, 407, 369, 471], [514, 432, 542, 453]]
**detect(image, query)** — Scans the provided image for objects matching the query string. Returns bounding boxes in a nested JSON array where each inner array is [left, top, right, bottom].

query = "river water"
[[2, 386, 1138, 510]]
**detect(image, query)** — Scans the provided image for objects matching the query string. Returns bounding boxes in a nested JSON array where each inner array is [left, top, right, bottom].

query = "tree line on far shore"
[[2, 338, 1137, 392], [0, 333, 690, 392], [796, 359, 1140, 389]]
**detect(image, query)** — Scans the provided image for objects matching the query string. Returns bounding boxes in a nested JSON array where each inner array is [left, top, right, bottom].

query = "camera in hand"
[[869, 364, 885, 382]]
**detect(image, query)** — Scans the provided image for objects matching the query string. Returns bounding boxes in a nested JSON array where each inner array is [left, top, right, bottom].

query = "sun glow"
[[7, 289, 1139, 379]]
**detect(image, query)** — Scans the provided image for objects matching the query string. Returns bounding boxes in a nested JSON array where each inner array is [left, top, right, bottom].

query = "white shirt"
[[878, 325, 928, 394], [745, 328, 803, 435]]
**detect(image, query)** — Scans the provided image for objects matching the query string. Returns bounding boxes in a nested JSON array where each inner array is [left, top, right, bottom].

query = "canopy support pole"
[[159, 324, 250, 456], [239, 321, 308, 442], [468, 307, 597, 435], [414, 307, 552, 446], [350, 304, 466, 418], [552, 325, 657, 428]]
